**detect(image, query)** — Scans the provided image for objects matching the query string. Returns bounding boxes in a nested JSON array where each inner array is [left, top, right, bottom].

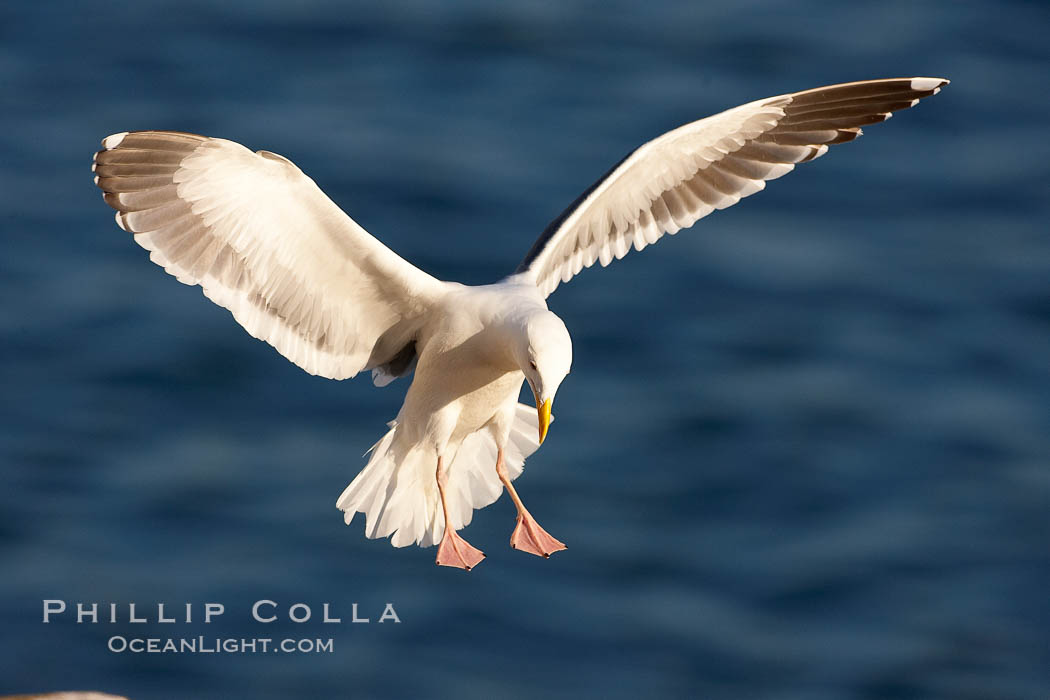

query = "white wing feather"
[[94, 131, 446, 380], [518, 77, 949, 297]]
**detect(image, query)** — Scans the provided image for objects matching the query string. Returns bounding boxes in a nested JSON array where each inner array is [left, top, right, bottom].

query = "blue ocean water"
[[1, 1, 1047, 698]]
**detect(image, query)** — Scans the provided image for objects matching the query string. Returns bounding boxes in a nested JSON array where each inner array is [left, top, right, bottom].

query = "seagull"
[[93, 77, 947, 570]]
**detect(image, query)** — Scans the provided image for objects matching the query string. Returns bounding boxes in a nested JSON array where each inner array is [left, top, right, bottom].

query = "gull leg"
[[434, 456, 485, 570], [496, 447, 566, 558]]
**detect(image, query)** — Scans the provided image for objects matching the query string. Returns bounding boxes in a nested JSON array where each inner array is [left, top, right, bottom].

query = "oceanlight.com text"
[[107, 636, 334, 654]]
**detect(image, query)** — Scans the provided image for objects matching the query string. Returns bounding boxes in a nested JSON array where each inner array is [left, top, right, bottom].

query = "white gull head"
[[513, 310, 572, 443]]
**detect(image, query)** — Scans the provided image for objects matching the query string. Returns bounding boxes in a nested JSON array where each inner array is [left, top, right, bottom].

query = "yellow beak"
[[536, 396, 552, 445]]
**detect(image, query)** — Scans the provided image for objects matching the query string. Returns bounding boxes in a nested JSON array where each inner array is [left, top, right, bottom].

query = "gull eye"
[[529, 360, 537, 371]]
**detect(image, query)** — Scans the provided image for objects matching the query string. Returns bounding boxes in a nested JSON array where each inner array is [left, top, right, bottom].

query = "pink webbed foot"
[[510, 511, 567, 558], [436, 528, 486, 571]]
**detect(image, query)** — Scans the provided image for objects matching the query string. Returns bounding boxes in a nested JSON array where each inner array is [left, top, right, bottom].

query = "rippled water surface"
[[1, 1, 1047, 698]]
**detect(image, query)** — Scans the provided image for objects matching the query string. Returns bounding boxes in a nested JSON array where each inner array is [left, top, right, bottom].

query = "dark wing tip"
[[93, 131, 207, 195], [787, 77, 949, 110], [770, 77, 949, 146]]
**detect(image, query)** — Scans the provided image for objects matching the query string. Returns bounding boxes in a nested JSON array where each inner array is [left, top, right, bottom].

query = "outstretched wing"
[[517, 77, 948, 297], [94, 131, 446, 381]]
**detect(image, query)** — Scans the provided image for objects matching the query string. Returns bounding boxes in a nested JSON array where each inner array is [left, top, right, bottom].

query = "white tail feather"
[[336, 404, 544, 548]]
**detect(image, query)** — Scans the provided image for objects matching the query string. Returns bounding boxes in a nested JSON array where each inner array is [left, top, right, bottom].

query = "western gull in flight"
[[93, 77, 948, 569]]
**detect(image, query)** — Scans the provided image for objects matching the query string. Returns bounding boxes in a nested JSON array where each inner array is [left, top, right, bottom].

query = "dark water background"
[[2, 1, 1047, 698]]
